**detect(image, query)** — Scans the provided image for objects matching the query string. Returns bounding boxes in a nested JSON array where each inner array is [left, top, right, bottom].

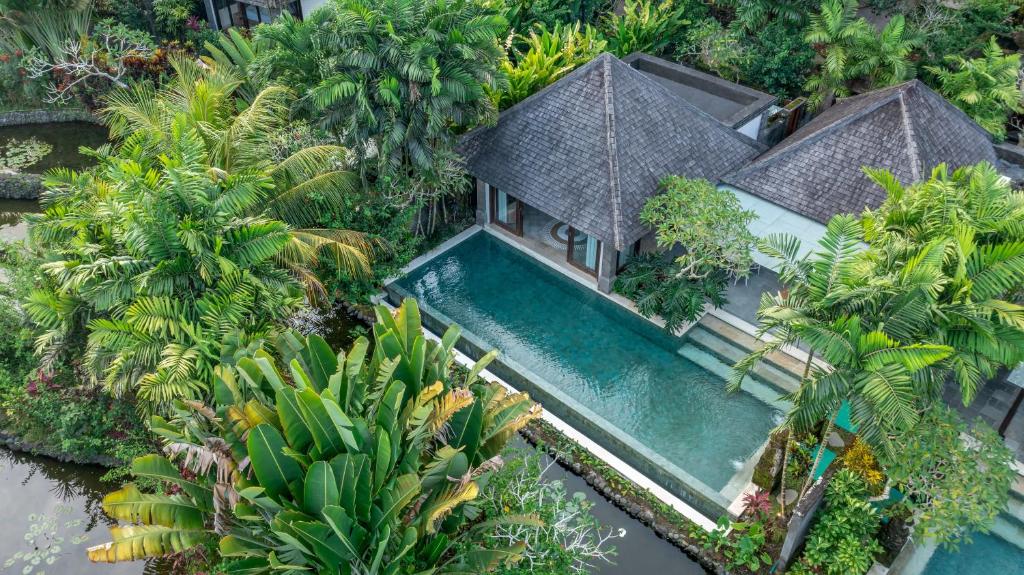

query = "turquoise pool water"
[[923, 529, 1024, 575], [393, 231, 781, 492]]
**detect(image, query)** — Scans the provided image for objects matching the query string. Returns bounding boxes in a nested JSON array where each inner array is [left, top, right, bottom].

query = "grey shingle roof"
[[722, 80, 997, 224], [458, 53, 764, 250]]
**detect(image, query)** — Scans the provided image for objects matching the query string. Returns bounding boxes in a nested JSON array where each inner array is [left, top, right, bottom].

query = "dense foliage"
[[260, 0, 508, 181], [884, 405, 1015, 548], [496, 21, 606, 110], [733, 162, 1024, 453], [788, 470, 883, 575], [24, 126, 307, 411], [88, 299, 543, 573], [926, 36, 1023, 140]]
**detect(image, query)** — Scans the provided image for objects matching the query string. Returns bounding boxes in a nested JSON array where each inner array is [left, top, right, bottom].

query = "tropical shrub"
[[883, 406, 1014, 548], [496, 21, 606, 110], [504, 0, 608, 33], [679, 18, 749, 83], [789, 469, 882, 575], [839, 437, 885, 494], [87, 299, 543, 573], [717, 0, 816, 31], [615, 177, 755, 331], [926, 36, 1023, 141], [697, 515, 774, 572], [602, 0, 692, 58], [640, 176, 757, 281], [913, 0, 1019, 69], [738, 20, 816, 99]]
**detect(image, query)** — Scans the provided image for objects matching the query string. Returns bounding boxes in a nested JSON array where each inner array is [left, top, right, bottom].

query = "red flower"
[[14, 49, 22, 57], [0, 54, 8, 63]]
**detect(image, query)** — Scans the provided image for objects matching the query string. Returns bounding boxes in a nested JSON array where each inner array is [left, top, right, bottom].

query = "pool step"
[[1005, 482, 1024, 532], [683, 324, 801, 394], [699, 315, 810, 382]]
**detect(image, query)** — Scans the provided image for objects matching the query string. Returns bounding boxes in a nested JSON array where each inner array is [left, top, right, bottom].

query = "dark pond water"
[[533, 446, 708, 575], [0, 448, 156, 575], [0, 198, 38, 242], [0, 121, 109, 173]]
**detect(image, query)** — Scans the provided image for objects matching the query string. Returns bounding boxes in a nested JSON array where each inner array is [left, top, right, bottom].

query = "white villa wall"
[[301, 0, 328, 15], [718, 184, 829, 272], [735, 114, 763, 140]]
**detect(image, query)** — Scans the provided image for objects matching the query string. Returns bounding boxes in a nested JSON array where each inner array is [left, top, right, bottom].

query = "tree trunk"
[[800, 407, 838, 500], [780, 350, 815, 517]]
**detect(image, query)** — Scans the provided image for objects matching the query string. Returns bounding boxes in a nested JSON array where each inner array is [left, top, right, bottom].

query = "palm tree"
[[851, 15, 921, 89], [267, 0, 509, 180], [925, 37, 1023, 140], [804, 0, 919, 109], [804, 0, 872, 108], [100, 56, 375, 304], [25, 126, 311, 412], [861, 163, 1024, 404]]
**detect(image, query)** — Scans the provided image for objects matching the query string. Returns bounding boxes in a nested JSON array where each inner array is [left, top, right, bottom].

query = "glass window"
[[569, 228, 600, 273], [491, 186, 520, 231]]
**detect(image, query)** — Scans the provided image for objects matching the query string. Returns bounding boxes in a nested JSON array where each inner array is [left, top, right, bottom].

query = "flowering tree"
[[22, 19, 153, 103], [883, 406, 1015, 549], [615, 177, 757, 331]]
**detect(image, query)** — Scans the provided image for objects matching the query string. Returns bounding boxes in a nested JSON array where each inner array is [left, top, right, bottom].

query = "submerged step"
[[684, 326, 801, 393], [699, 314, 809, 378]]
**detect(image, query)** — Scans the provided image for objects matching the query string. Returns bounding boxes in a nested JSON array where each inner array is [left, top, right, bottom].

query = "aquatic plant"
[[0, 136, 51, 173]]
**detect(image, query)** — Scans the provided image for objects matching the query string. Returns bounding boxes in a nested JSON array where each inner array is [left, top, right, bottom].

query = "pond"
[[0, 448, 159, 575], [0, 199, 38, 242], [0, 122, 109, 174], [0, 444, 706, 575]]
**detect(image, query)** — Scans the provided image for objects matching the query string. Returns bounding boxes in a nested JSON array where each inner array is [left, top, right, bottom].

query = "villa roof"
[[722, 80, 997, 224], [458, 53, 764, 250]]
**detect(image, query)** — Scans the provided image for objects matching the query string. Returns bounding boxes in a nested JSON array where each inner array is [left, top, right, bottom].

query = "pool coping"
[[381, 227, 794, 524]]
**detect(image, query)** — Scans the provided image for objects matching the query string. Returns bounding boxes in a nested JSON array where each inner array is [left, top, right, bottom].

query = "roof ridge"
[[897, 89, 922, 181], [603, 56, 624, 249], [726, 92, 902, 178]]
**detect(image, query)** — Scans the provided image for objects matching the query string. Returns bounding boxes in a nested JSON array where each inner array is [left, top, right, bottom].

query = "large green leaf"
[[370, 473, 420, 532], [247, 424, 303, 501], [303, 334, 339, 392], [296, 387, 346, 457], [130, 454, 213, 507], [303, 460, 340, 516], [275, 387, 314, 451]]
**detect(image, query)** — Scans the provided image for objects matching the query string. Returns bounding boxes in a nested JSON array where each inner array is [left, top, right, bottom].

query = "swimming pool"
[[387, 230, 786, 517], [922, 525, 1024, 575]]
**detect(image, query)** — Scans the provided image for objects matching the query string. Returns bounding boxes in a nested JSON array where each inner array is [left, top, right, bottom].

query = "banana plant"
[[88, 299, 541, 573]]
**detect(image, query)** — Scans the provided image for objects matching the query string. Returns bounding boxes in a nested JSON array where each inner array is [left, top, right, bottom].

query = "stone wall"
[[0, 172, 44, 199], [0, 108, 100, 200], [0, 108, 98, 127]]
